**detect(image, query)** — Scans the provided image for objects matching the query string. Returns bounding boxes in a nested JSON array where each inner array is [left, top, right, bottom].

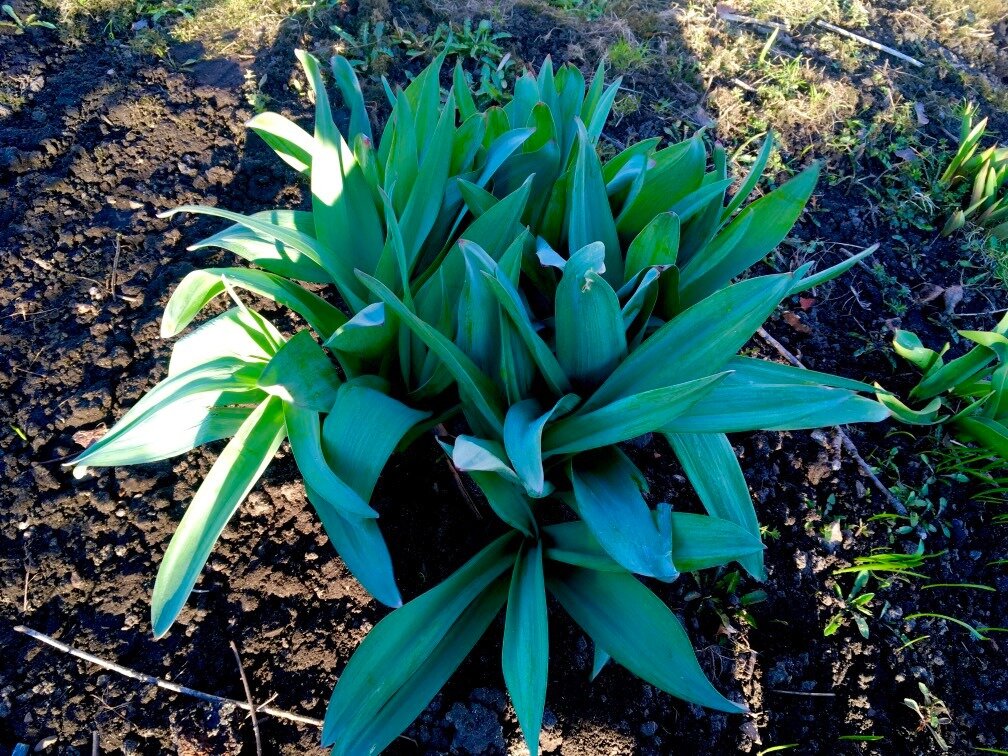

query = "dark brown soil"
[[2, 0, 1008, 754]]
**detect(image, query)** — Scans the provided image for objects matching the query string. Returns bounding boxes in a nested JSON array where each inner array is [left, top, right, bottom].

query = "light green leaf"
[[568, 120, 623, 285], [246, 112, 314, 175], [256, 330, 342, 412], [284, 402, 377, 519], [555, 243, 627, 388], [504, 395, 580, 497], [151, 397, 286, 637]]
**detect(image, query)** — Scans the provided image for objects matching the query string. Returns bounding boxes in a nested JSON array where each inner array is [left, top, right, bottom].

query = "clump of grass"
[[607, 36, 651, 71]]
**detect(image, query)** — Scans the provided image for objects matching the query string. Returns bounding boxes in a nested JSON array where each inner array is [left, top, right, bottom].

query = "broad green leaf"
[[162, 268, 347, 340], [721, 132, 774, 220], [503, 542, 548, 756], [899, 330, 943, 376], [547, 567, 746, 713], [617, 136, 705, 239], [322, 534, 518, 750], [956, 415, 1008, 458], [321, 378, 430, 501], [246, 112, 314, 175], [568, 120, 623, 285], [666, 373, 889, 433], [555, 243, 627, 387], [359, 272, 505, 435], [298, 50, 382, 307], [544, 513, 764, 573], [167, 307, 280, 377], [458, 242, 502, 375], [543, 373, 727, 456], [624, 212, 679, 283], [323, 302, 392, 364], [284, 402, 378, 519], [331, 577, 508, 756], [330, 54, 372, 142], [875, 389, 943, 425], [450, 435, 522, 484], [187, 209, 331, 284], [69, 403, 253, 471], [306, 483, 401, 607], [256, 330, 342, 412], [504, 395, 580, 497], [151, 397, 286, 637], [483, 269, 572, 396], [678, 164, 819, 305], [570, 450, 677, 581], [157, 205, 365, 310], [666, 432, 764, 580], [583, 272, 798, 411], [72, 358, 264, 472]]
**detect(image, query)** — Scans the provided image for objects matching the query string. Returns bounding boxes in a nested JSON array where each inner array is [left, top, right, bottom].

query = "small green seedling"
[[1, 4, 55, 32], [824, 570, 874, 638], [904, 682, 951, 751]]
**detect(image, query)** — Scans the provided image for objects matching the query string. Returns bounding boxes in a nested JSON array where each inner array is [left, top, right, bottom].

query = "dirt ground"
[[2, 0, 1008, 753]]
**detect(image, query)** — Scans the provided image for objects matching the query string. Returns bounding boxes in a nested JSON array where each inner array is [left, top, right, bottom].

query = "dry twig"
[[815, 20, 923, 68], [14, 626, 323, 728], [230, 641, 263, 756], [756, 327, 908, 516]]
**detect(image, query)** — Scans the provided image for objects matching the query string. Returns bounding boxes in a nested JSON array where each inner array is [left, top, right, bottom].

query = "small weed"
[[824, 570, 874, 638], [1, 3, 56, 32], [904, 682, 952, 750]]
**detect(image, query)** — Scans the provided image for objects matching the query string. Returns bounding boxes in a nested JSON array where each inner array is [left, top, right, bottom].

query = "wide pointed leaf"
[[305, 483, 401, 607], [555, 243, 627, 388], [162, 268, 346, 340], [547, 566, 746, 713], [330, 54, 372, 142], [167, 307, 280, 377], [246, 112, 314, 175], [624, 211, 680, 283], [187, 209, 331, 283], [568, 120, 622, 284], [257, 330, 342, 413], [321, 378, 431, 502], [503, 542, 548, 756], [570, 450, 677, 581], [284, 402, 378, 519], [543, 373, 727, 456], [359, 271, 505, 435], [504, 395, 579, 497], [71, 358, 264, 473], [583, 272, 797, 411], [322, 534, 518, 750], [151, 397, 286, 637], [665, 432, 764, 580]]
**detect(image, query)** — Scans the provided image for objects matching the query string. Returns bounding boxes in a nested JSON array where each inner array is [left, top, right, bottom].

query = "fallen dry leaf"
[[783, 310, 812, 334]]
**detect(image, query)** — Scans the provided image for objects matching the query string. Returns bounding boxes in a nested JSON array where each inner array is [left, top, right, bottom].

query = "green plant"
[[0, 3, 55, 32], [824, 570, 875, 638], [332, 21, 396, 73], [883, 318, 1008, 461], [904, 682, 952, 751], [940, 102, 1008, 241], [71, 51, 890, 755]]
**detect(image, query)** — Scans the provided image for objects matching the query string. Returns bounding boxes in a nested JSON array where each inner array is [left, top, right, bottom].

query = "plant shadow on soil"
[[1, 0, 1008, 754]]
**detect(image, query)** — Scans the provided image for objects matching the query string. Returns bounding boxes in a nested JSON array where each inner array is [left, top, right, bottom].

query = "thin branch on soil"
[[715, 5, 789, 33], [756, 327, 909, 516], [14, 626, 323, 728], [769, 688, 837, 697], [229, 641, 263, 756], [815, 20, 923, 68], [22, 567, 29, 614], [91, 731, 99, 756]]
